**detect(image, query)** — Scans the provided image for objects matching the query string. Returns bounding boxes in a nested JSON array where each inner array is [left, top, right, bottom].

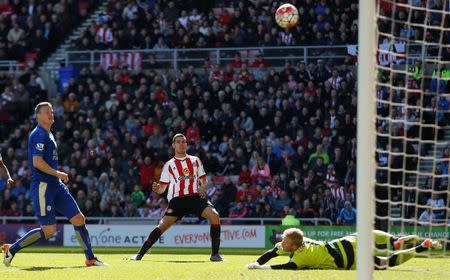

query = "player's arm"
[[0, 159, 14, 187], [247, 243, 297, 270], [255, 247, 279, 265], [152, 181, 168, 194], [153, 162, 170, 194], [248, 247, 297, 270], [197, 158, 207, 198], [266, 262, 298, 270], [33, 156, 68, 183]]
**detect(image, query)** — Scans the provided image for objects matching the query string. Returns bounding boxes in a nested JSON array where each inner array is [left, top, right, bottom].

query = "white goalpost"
[[357, 0, 376, 279]]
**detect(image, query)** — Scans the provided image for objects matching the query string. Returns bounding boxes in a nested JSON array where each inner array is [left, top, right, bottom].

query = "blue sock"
[[9, 228, 46, 255], [74, 225, 95, 260]]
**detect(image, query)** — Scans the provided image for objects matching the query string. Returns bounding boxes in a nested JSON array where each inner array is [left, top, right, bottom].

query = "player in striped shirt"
[[0, 152, 14, 188], [131, 133, 222, 262], [246, 228, 441, 270]]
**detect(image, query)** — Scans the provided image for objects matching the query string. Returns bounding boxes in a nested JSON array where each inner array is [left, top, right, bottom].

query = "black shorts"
[[165, 195, 214, 219]]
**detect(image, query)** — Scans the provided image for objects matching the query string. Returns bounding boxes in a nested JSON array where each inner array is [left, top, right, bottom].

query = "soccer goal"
[[358, 0, 449, 278]]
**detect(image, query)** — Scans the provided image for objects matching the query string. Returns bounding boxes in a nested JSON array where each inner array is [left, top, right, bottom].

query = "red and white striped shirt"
[[97, 27, 113, 44], [160, 154, 206, 201], [330, 185, 345, 202]]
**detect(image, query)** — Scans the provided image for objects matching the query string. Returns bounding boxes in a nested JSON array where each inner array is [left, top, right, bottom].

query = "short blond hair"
[[172, 133, 186, 143], [283, 228, 304, 247], [34, 102, 52, 115]]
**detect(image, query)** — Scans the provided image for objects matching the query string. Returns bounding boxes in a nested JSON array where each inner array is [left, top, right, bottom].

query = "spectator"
[[238, 165, 251, 185], [324, 201, 339, 224], [222, 176, 237, 207], [251, 157, 271, 183], [337, 201, 356, 225], [273, 191, 292, 213], [229, 201, 247, 219], [281, 208, 300, 226], [418, 208, 435, 225], [136, 156, 155, 191], [426, 193, 445, 219], [131, 185, 146, 209]]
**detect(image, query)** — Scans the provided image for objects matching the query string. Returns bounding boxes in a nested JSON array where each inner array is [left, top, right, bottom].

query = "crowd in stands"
[[0, 69, 48, 137], [0, 0, 448, 227], [0, 0, 97, 63], [1, 55, 360, 225], [70, 0, 359, 52]]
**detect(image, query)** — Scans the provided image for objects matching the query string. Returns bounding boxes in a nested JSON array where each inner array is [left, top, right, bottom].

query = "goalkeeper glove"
[[246, 262, 272, 270]]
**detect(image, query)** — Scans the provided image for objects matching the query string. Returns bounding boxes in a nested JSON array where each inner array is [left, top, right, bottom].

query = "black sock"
[[138, 228, 162, 255], [415, 244, 428, 253], [211, 224, 221, 255], [390, 237, 397, 246], [388, 255, 398, 267]]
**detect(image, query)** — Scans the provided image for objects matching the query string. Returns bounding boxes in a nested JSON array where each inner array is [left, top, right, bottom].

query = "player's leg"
[[373, 230, 419, 250], [132, 197, 187, 260], [3, 182, 56, 266], [391, 234, 420, 250], [201, 204, 222, 261], [54, 184, 107, 266], [374, 239, 442, 269], [131, 215, 178, 260]]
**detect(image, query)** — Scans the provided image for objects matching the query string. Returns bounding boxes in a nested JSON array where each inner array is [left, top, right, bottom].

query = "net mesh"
[[374, 0, 449, 261]]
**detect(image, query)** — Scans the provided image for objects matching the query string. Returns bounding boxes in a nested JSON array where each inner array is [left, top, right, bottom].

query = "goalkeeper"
[[246, 228, 442, 270]]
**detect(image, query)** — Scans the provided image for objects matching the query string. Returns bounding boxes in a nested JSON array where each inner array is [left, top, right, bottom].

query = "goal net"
[[359, 0, 449, 277], [376, 0, 449, 266]]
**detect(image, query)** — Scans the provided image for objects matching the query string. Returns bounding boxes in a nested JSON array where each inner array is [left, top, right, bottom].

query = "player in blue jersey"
[[2, 102, 107, 267]]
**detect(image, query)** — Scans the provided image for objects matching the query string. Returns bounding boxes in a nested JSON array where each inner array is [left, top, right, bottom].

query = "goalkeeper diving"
[[246, 228, 442, 270]]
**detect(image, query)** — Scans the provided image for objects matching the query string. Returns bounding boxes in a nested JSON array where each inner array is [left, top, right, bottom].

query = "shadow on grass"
[[151, 260, 209, 264], [20, 266, 85, 271]]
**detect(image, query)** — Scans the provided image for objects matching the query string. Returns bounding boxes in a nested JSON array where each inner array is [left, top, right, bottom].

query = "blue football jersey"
[[28, 125, 59, 183]]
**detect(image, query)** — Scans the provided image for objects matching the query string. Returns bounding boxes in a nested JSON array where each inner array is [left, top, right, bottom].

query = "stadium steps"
[[0, 1, 113, 150], [414, 126, 450, 186], [40, 0, 114, 84]]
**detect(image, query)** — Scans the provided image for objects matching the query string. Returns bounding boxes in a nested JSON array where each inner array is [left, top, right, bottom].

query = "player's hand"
[[6, 177, 14, 188], [152, 182, 163, 194], [246, 262, 261, 269], [56, 171, 69, 183], [246, 262, 271, 270], [198, 187, 206, 199]]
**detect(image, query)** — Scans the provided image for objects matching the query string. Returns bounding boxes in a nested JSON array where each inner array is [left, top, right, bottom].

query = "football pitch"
[[1, 247, 449, 280]]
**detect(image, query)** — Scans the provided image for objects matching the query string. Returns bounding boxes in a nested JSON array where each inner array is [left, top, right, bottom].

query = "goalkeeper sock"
[[9, 228, 46, 255], [373, 230, 393, 246], [138, 228, 162, 255], [388, 247, 417, 267], [74, 225, 95, 260], [210, 224, 221, 255], [414, 243, 429, 253], [395, 235, 420, 246]]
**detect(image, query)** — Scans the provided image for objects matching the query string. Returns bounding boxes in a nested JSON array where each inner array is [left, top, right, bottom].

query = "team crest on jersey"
[[47, 205, 52, 211], [182, 168, 190, 175], [36, 143, 44, 151]]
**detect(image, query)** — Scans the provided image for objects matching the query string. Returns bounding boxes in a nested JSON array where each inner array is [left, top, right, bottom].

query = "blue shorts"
[[30, 180, 81, 225]]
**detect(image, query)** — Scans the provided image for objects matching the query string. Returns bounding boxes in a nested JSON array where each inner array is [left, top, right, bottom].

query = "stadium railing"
[[0, 216, 333, 226], [56, 43, 431, 71], [61, 45, 350, 69], [0, 60, 23, 73]]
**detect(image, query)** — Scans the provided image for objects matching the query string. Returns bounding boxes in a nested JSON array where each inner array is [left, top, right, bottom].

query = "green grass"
[[1, 248, 449, 280]]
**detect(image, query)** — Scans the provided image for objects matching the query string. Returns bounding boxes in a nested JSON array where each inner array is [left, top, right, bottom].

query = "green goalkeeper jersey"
[[269, 235, 356, 270], [274, 238, 338, 269]]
